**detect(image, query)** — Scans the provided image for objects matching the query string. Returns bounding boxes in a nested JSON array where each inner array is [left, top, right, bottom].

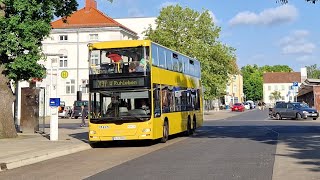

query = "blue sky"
[[78, 0, 320, 71]]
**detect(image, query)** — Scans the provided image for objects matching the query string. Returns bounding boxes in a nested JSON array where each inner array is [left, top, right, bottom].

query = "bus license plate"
[[113, 136, 126, 140], [312, 113, 318, 116]]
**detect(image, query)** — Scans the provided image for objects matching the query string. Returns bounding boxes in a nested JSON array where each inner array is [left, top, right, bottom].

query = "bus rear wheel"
[[160, 121, 169, 143], [185, 117, 193, 136]]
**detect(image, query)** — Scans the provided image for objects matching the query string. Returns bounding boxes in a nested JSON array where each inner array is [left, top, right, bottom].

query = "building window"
[[268, 85, 271, 91], [66, 79, 75, 94], [91, 54, 99, 65], [59, 56, 68, 67], [89, 34, 98, 41], [81, 79, 89, 94], [59, 35, 68, 41], [275, 85, 278, 91], [281, 85, 285, 91], [233, 85, 237, 93]]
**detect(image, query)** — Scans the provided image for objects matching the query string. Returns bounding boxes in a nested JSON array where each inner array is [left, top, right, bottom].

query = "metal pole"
[[76, 28, 79, 92], [14, 81, 20, 132], [43, 88, 45, 134]]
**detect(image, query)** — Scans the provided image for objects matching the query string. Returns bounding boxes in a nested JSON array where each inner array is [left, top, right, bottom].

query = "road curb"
[[0, 144, 91, 171]]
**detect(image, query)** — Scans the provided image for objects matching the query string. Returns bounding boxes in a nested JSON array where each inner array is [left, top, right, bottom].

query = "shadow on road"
[[193, 125, 320, 172], [68, 131, 185, 148]]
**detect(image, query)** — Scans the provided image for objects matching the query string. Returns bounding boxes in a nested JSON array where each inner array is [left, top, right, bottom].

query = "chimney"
[[301, 67, 307, 83], [85, 0, 97, 10]]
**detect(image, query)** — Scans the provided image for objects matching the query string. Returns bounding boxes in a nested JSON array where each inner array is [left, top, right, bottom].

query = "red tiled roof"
[[51, 6, 136, 35], [263, 72, 301, 83]]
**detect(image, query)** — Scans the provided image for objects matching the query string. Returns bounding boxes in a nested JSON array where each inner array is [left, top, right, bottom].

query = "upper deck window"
[[89, 46, 150, 75]]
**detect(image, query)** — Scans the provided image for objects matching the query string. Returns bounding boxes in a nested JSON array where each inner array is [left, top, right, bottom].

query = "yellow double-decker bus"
[[88, 40, 203, 147]]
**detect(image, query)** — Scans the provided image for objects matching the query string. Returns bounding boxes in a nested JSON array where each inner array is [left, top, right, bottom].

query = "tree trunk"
[[0, 66, 17, 138]]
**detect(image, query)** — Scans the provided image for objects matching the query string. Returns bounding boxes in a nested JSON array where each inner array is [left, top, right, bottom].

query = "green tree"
[[269, 91, 281, 102], [144, 5, 237, 100], [0, 0, 79, 138], [241, 65, 292, 101], [306, 64, 320, 79]]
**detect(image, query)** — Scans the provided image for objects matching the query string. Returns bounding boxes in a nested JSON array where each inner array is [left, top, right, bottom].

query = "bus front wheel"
[[160, 120, 169, 143]]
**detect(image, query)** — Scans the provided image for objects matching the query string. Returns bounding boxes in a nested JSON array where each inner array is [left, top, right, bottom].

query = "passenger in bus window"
[[106, 52, 123, 73], [129, 55, 139, 72], [136, 56, 149, 72]]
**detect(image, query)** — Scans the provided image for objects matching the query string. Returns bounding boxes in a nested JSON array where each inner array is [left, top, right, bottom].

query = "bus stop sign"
[[49, 98, 60, 107]]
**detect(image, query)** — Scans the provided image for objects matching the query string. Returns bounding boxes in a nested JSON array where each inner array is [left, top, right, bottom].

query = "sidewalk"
[[204, 109, 240, 121], [0, 118, 91, 171]]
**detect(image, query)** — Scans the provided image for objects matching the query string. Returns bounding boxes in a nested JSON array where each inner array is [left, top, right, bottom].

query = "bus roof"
[[88, 40, 199, 64], [89, 40, 151, 50]]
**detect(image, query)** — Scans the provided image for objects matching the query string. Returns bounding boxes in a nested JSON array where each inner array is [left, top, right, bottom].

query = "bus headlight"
[[89, 130, 96, 135], [303, 111, 308, 114], [142, 128, 151, 132]]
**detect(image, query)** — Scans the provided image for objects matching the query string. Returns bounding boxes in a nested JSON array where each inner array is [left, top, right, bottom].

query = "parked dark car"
[[72, 100, 88, 119], [268, 101, 285, 118], [271, 102, 319, 120]]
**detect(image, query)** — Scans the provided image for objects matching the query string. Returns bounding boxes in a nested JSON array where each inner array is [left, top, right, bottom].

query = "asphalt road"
[[1, 109, 320, 180]]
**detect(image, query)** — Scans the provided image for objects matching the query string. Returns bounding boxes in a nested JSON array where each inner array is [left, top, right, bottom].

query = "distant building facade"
[[225, 74, 244, 105], [263, 68, 306, 104], [297, 78, 320, 111]]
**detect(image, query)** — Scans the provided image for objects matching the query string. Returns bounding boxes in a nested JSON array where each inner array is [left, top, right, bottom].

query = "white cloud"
[[279, 30, 316, 55], [229, 5, 298, 26], [208, 10, 219, 24], [159, 1, 179, 9]]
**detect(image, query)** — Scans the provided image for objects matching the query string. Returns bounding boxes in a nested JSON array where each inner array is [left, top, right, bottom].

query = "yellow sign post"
[[61, 71, 68, 79]]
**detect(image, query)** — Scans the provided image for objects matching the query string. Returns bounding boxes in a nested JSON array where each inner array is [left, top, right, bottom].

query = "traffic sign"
[[61, 70, 68, 79], [293, 82, 299, 87], [49, 98, 60, 107]]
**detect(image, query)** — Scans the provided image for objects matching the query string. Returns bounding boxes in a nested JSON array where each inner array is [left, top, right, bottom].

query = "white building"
[[115, 17, 156, 40], [263, 68, 307, 104], [38, 0, 138, 114]]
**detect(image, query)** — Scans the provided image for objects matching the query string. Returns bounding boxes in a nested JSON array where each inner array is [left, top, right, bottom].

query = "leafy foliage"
[[241, 64, 292, 101], [144, 5, 238, 100], [306, 64, 320, 79], [269, 91, 281, 102], [0, 0, 78, 81]]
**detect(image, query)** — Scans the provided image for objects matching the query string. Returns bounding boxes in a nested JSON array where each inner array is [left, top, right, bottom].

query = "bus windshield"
[[90, 89, 151, 121], [89, 46, 150, 75]]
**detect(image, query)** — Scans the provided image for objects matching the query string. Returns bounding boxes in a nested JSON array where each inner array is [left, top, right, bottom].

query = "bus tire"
[[192, 116, 197, 133], [185, 117, 192, 136], [89, 142, 103, 148], [160, 120, 169, 143]]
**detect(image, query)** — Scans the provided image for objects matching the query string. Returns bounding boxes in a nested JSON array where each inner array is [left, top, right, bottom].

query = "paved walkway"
[[0, 118, 90, 171]]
